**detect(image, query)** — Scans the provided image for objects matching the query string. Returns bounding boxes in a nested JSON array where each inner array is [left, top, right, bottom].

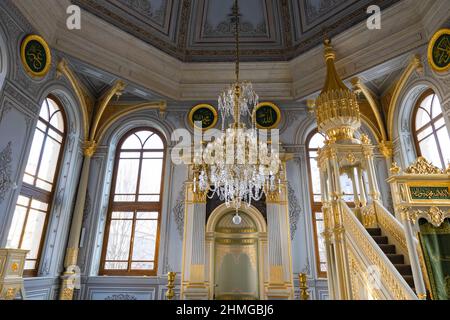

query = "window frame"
[[412, 89, 448, 169], [305, 129, 327, 279], [14, 95, 67, 277], [99, 127, 166, 276]]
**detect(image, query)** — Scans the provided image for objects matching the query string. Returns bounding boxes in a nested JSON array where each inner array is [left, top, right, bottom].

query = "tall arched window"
[[306, 130, 327, 278], [100, 128, 166, 276], [6, 96, 66, 276], [413, 90, 450, 169]]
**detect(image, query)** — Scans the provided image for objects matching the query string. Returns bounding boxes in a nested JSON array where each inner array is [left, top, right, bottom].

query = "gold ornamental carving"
[[11, 262, 18, 272], [390, 162, 401, 175], [405, 157, 443, 175], [361, 205, 377, 228], [166, 272, 176, 300], [60, 287, 74, 300], [266, 191, 280, 203], [4, 287, 16, 300], [83, 140, 97, 158], [298, 273, 310, 300], [193, 191, 207, 203], [379, 141, 393, 159], [401, 206, 449, 227]]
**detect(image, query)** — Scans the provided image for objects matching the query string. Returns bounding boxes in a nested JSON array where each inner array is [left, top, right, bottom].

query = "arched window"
[[100, 128, 166, 276], [306, 130, 327, 278], [413, 90, 450, 169], [6, 96, 66, 276]]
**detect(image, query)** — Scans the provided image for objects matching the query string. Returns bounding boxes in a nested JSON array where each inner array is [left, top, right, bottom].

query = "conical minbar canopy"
[[315, 39, 361, 141]]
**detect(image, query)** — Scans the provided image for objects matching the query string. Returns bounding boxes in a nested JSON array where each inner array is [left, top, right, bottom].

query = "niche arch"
[[206, 203, 268, 300]]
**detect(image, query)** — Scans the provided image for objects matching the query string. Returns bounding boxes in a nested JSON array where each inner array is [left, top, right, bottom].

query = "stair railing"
[[373, 200, 428, 299], [341, 200, 418, 300]]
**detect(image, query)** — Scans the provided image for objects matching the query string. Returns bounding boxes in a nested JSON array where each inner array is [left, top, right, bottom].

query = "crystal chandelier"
[[193, 0, 282, 216]]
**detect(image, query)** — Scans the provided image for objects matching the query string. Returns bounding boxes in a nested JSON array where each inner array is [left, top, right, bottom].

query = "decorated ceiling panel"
[[73, 0, 400, 62]]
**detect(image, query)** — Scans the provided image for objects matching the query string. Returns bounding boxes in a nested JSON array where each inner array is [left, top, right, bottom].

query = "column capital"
[[83, 140, 97, 157], [193, 191, 207, 203], [379, 140, 393, 159], [266, 191, 281, 203]]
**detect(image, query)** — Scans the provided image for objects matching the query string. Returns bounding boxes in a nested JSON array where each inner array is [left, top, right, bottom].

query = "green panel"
[[255, 105, 278, 128], [192, 107, 215, 129], [24, 40, 48, 73], [419, 219, 450, 300], [410, 186, 450, 200], [432, 34, 450, 69]]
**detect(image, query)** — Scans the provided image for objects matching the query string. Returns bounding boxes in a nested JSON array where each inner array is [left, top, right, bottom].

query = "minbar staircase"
[[366, 227, 415, 290]]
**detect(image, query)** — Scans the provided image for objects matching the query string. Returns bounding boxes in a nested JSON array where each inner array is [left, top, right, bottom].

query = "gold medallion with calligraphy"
[[253, 102, 281, 129], [20, 35, 52, 78], [428, 29, 450, 73], [188, 104, 218, 130]]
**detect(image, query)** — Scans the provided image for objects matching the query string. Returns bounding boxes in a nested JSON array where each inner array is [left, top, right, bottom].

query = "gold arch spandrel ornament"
[[253, 102, 281, 130], [428, 29, 450, 73], [20, 34, 52, 78], [188, 104, 218, 131]]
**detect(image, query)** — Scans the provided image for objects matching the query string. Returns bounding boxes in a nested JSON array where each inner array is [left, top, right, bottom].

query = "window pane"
[[415, 107, 431, 130], [420, 94, 433, 113], [309, 158, 321, 196], [144, 134, 163, 149], [6, 206, 28, 249], [120, 152, 140, 159], [114, 195, 136, 202], [48, 128, 63, 143], [431, 95, 442, 119], [21, 209, 46, 259], [104, 262, 128, 270], [122, 134, 142, 150], [419, 136, 441, 168], [49, 110, 64, 132], [38, 138, 61, 184], [143, 152, 164, 159], [437, 128, 450, 165], [131, 262, 154, 270], [139, 159, 162, 195], [309, 133, 325, 149], [35, 180, 52, 192], [111, 211, 134, 219], [114, 159, 140, 194], [137, 212, 158, 219], [39, 101, 49, 121], [31, 199, 48, 212], [106, 220, 132, 261], [25, 129, 45, 177], [138, 195, 160, 202], [24, 261, 36, 270], [417, 125, 433, 141], [132, 220, 157, 261]]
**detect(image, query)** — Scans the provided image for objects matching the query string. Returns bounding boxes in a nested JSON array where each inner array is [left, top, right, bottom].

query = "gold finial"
[[298, 273, 310, 300], [320, 39, 349, 93], [166, 272, 176, 300], [390, 162, 401, 175], [446, 162, 450, 174], [360, 134, 371, 145]]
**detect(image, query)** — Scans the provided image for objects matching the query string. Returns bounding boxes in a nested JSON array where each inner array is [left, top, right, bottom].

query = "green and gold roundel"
[[428, 29, 450, 73], [21, 35, 52, 78], [254, 102, 281, 129], [188, 104, 218, 130]]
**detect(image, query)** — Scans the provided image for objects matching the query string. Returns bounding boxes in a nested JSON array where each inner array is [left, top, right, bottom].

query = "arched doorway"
[[206, 205, 268, 300]]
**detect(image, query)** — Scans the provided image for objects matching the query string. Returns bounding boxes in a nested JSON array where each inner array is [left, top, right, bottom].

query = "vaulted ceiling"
[[73, 0, 400, 62]]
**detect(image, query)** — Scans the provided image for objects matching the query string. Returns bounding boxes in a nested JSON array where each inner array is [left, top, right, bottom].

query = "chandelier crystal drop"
[[192, 0, 282, 213]]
